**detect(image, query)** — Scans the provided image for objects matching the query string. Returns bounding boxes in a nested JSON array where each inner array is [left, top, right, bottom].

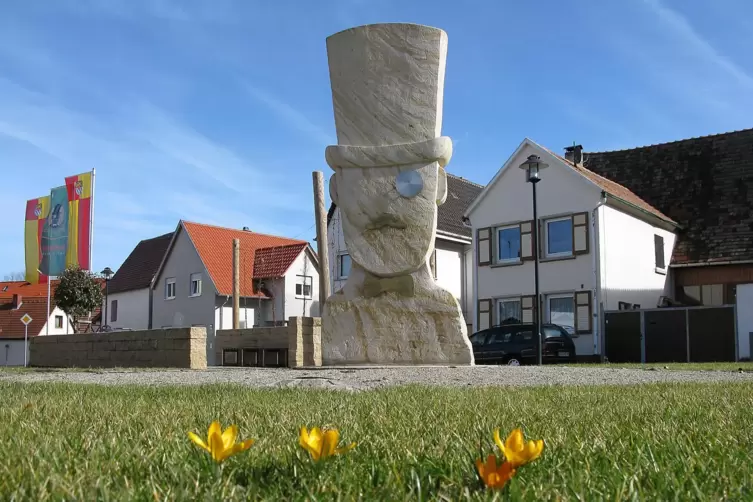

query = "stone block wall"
[[288, 316, 322, 368], [215, 317, 321, 368], [29, 327, 207, 369]]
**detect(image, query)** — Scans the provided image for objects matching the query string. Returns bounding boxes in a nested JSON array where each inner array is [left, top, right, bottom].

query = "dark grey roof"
[[326, 173, 483, 240], [107, 232, 173, 294], [584, 127, 753, 265]]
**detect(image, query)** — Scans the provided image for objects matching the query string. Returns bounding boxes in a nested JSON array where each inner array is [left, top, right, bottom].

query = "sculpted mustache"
[[365, 214, 408, 230]]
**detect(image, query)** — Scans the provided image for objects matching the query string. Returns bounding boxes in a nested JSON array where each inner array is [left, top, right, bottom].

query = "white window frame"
[[54, 315, 63, 329], [337, 253, 351, 279], [495, 297, 522, 325], [544, 216, 573, 258], [295, 275, 313, 299], [190, 273, 202, 297], [545, 293, 575, 332], [165, 278, 176, 300], [495, 225, 522, 264]]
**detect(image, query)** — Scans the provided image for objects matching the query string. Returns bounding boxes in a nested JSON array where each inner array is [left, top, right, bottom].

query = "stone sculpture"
[[321, 23, 474, 365]]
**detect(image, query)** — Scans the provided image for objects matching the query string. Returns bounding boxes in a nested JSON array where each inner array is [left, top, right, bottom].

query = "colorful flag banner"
[[65, 171, 93, 271], [24, 196, 51, 284], [39, 186, 70, 277]]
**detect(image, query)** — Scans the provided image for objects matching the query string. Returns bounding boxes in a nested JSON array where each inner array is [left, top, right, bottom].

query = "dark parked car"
[[469, 323, 577, 366]]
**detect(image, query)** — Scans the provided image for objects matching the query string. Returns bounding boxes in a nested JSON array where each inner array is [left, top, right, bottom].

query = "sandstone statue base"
[[321, 266, 474, 365]]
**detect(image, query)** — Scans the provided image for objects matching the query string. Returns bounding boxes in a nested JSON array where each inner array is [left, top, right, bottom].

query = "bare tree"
[[3, 271, 26, 281]]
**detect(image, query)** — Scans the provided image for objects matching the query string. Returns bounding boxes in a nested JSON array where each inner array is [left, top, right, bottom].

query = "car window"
[[469, 331, 488, 346], [513, 330, 534, 343], [543, 326, 566, 338], [487, 330, 512, 344]]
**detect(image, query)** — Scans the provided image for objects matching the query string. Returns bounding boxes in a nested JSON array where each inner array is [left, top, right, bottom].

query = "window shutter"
[[574, 291, 592, 334], [477, 228, 492, 266], [572, 212, 589, 255], [521, 295, 538, 324], [538, 220, 545, 259], [654, 234, 665, 269], [477, 299, 493, 331], [520, 220, 534, 261]]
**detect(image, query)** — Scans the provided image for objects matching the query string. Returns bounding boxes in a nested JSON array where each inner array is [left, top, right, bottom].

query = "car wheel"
[[506, 357, 521, 366]]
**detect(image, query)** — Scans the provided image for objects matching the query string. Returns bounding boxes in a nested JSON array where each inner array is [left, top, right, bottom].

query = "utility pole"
[[313, 171, 331, 312], [232, 238, 240, 329]]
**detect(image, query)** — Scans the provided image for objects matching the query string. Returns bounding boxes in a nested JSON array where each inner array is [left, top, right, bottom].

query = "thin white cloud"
[[641, 0, 753, 90], [245, 84, 334, 146]]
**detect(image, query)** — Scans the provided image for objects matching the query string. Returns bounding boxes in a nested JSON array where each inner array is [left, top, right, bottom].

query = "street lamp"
[[101, 267, 113, 331], [518, 154, 548, 365]]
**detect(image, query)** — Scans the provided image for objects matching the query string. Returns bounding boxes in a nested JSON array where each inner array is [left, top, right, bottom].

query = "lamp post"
[[518, 154, 548, 366], [101, 267, 113, 331]]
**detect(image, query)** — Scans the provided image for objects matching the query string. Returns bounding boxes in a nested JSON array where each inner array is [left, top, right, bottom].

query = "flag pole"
[[89, 168, 95, 270], [46, 275, 51, 336]]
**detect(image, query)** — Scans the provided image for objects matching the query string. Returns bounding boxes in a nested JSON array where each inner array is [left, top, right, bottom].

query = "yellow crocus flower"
[[188, 421, 254, 463], [475, 454, 516, 489], [493, 427, 544, 468], [299, 426, 356, 461]]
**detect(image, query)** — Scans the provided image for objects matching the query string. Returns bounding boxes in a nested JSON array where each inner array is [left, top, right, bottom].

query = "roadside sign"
[[21, 313, 33, 326]]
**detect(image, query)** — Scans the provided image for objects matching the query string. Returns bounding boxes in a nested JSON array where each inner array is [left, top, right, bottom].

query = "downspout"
[[592, 191, 607, 358]]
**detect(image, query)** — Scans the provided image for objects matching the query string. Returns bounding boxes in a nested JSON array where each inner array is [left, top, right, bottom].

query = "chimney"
[[12, 294, 21, 309], [564, 144, 583, 165]]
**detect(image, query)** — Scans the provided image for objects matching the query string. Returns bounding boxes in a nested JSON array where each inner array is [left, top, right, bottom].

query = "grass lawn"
[[2, 382, 752, 501]]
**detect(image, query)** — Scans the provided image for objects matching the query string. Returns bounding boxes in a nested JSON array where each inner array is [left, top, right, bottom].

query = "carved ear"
[[329, 173, 339, 205], [436, 167, 448, 205]]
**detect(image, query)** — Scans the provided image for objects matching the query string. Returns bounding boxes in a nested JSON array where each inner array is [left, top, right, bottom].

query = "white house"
[[464, 139, 680, 358], [0, 293, 74, 366], [103, 232, 173, 331], [326, 173, 484, 331], [151, 220, 320, 365]]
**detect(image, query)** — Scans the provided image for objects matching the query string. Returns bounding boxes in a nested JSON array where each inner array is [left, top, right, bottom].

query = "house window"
[[110, 300, 118, 322], [54, 315, 63, 329], [190, 273, 202, 297], [497, 298, 522, 325], [496, 225, 521, 262], [296, 276, 313, 298], [654, 234, 665, 270], [338, 254, 351, 279], [547, 294, 575, 331], [165, 278, 176, 300], [545, 217, 573, 257], [684, 284, 725, 306]]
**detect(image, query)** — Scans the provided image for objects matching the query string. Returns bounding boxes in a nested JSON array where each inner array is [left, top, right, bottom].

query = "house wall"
[[737, 283, 753, 360], [599, 205, 676, 311], [2, 341, 27, 367], [284, 249, 321, 319], [470, 143, 603, 356], [328, 207, 349, 294], [151, 228, 217, 363], [214, 302, 257, 330], [104, 288, 149, 330], [2, 306, 74, 366]]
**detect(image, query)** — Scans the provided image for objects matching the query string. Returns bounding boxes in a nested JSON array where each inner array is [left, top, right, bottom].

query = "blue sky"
[[2, 0, 752, 278]]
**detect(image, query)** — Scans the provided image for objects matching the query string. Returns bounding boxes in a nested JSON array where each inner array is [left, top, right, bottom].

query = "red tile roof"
[[254, 243, 308, 278], [0, 297, 54, 339], [181, 221, 311, 297], [0, 280, 60, 297], [540, 145, 676, 224]]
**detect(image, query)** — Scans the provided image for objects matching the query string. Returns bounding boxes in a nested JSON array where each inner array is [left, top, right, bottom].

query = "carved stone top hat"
[[324, 23, 453, 171]]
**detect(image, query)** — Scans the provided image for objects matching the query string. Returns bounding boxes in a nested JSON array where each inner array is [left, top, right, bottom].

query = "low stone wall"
[[216, 316, 321, 368], [30, 327, 207, 369]]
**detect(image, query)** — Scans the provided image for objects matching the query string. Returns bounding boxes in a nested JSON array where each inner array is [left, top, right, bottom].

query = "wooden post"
[[313, 171, 331, 310], [232, 238, 240, 329]]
